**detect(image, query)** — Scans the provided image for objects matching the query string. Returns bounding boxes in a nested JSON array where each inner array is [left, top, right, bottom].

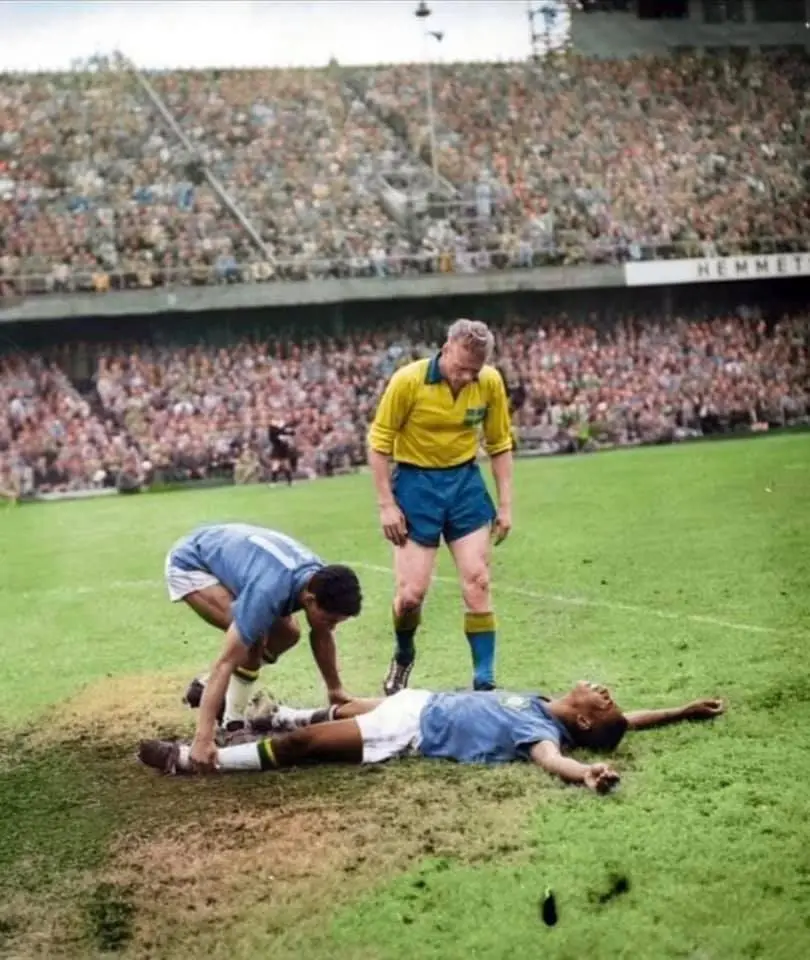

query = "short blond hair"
[[446, 318, 494, 361]]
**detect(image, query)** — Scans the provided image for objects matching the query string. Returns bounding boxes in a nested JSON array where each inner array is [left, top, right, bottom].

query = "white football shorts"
[[354, 689, 433, 764], [164, 536, 220, 602]]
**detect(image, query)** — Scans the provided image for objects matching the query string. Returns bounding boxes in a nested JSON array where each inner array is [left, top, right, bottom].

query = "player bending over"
[[164, 523, 362, 772], [138, 682, 724, 794]]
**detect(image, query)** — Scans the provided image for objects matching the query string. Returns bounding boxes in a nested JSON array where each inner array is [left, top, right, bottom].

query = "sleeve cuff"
[[486, 442, 514, 457]]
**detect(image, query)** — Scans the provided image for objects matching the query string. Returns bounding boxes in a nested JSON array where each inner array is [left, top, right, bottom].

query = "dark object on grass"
[[596, 872, 631, 904], [541, 888, 558, 926]]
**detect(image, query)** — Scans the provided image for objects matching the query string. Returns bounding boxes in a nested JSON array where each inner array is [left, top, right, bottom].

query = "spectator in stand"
[[0, 353, 142, 497], [1, 308, 807, 496], [0, 69, 251, 298], [352, 50, 810, 262], [2, 52, 808, 298]]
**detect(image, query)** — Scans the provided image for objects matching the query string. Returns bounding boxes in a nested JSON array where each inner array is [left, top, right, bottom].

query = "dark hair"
[[574, 714, 628, 753], [309, 565, 362, 617]]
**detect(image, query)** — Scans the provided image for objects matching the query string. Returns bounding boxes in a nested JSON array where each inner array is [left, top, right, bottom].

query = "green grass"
[[0, 434, 808, 959]]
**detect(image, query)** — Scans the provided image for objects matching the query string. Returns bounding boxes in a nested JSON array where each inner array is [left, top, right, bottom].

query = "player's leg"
[[138, 691, 428, 774], [171, 579, 263, 728], [165, 540, 235, 717], [182, 583, 232, 630], [183, 613, 298, 726], [249, 696, 383, 733], [385, 540, 437, 694], [186, 583, 265, 726], [446, 464, 498, 690], [140, 720, 364, 774], [281, 454, 294, 486], [187, 607, 298, 728], [384, 467, 441, 695], [262, 614, 301, 663], [221, 690, 429, 770]]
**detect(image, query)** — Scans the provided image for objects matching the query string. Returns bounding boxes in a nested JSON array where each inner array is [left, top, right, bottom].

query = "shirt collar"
[[425, 354, 443, 385], [425, 352, 481, 386]]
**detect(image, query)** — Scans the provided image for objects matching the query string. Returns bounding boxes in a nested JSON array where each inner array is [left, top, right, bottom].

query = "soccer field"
[[0, 435, 808, 959]]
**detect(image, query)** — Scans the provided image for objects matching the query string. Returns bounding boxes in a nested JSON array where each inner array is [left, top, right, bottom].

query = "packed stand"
[[3, 53, 809, 297], [2, 308, 807, 497], [498, 311, 809, 454], [355, 50, 810, 263], [149, 69, 418, 280], [0, 352, 140, 499], [0, 67, 253, 298], [89, 338, 417, 485]]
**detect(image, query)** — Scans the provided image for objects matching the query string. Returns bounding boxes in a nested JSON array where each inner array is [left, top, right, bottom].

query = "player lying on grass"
[[164, 523, 362, 773], [138, 683, 724, 794]]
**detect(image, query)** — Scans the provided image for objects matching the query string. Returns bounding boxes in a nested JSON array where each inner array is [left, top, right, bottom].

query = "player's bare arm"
[[489, 450, 513, 544], [530, 740, 620, 794], [367, 366, 413, 547], [625, 697, 725, 731], [191, 625, 252, 771], [482, 366, 515, 545], [308, 627, 351, 705], [368, 448, 407, 546]]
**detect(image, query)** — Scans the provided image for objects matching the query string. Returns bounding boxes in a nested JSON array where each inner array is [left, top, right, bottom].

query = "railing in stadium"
[[1, 237, 808, 298]]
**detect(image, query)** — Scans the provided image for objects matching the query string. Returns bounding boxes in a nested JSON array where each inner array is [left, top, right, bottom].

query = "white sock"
[[224, 673, 260, 725], [177, 744, 191, 771], [216, 741, 263, 772], [275, 704, 336, 728], [175, 742, 263, 773]]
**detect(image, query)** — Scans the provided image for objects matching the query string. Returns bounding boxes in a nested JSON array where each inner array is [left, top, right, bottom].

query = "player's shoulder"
[[479, 364, 507, 393], [387, 357, 430, 389], [396, 357, 431, 379]]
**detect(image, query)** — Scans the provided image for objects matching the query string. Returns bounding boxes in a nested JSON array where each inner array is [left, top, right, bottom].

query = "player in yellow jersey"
[[367, 319, 514, 694]]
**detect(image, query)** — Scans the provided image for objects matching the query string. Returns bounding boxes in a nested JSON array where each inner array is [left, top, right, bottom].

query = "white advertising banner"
[[624, 251, 810, 287]]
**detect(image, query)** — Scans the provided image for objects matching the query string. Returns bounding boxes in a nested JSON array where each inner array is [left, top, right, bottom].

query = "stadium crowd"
[[1, 310, 807, 498], [1, 50, 808, 296], [0, 352, 140, 498], [355, 51, 810, 263]]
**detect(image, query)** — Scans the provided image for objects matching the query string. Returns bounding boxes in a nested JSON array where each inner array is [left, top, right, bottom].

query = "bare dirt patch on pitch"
[[19, 672, 194, 752], [94, 763, 543, 956], [0, 682, 546, 958]]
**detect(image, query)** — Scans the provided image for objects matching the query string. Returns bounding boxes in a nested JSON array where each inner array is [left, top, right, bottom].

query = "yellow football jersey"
[[368, 355, 513, 468]]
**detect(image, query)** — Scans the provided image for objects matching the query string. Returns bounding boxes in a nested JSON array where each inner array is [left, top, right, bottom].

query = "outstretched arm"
[[530, 740, 620, 794], [625, 698, 724, 732]]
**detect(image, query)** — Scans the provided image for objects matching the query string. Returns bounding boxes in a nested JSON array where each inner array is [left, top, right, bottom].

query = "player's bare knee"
[[461, 566, 491, 609], [277, 617, 301, 650], [394, 542, 436, 611], [396, 584, 428, 613], [265, 617, 301, 660]]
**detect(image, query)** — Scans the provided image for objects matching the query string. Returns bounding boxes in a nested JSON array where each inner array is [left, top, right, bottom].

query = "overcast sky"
[[0, 0, 572, 71]]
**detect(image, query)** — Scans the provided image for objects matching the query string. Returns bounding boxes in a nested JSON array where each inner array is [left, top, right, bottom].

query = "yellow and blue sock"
[[465, 611, 496, 689], [393, 606, 421, 666]]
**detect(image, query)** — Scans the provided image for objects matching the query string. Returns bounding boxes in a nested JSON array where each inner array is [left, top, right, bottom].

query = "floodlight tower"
[[415, 1, 443, 187]]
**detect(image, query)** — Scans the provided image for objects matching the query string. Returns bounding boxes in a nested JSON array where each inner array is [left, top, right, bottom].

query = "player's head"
[[555, 681, 628, 752], [302, 564, 363, 629], [442, 319, 494, 389]]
